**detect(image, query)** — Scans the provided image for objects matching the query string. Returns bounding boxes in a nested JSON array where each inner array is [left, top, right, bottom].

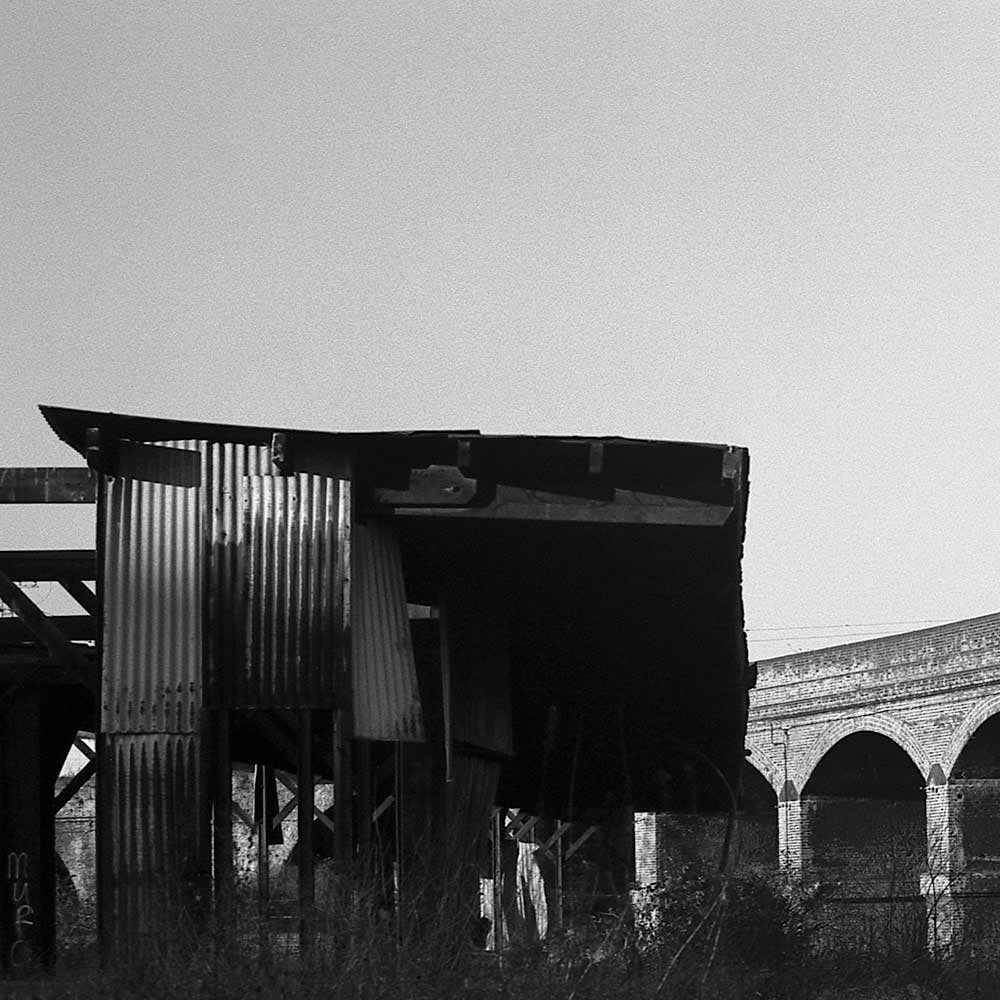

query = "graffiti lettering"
[[7, 852, 33, 968], [8, 938, 30, 968]]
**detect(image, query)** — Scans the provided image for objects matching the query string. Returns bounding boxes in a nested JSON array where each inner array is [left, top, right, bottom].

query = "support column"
[[922, 779, 964, 954], [777, 784, 807, 876], [631, 812, 664, 945], [633, 812, 662, 887]]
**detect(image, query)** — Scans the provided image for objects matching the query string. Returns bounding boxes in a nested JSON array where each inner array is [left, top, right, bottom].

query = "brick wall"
[[633, 810, 777, 886]]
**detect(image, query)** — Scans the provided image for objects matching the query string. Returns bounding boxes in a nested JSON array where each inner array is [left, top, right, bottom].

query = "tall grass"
[[9, 860, 1000, 998]]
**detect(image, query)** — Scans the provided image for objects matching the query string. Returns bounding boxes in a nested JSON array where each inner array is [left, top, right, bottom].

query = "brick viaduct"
[[745, 611, 1000, 951]]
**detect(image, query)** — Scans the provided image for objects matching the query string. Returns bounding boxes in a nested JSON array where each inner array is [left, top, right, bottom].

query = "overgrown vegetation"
[[8, 861, 1000, 999]]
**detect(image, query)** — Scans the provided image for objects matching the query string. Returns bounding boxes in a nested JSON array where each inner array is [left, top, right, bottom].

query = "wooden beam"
[[59, 579, 98, 616], [0, 615, 95, 643], [389, 487, 733, 526], [232, 801, 255, 830], [564, 825, 599, 861], [274, 771, 338, 834], [0, 468, 96, 503], [0, 569, 96, 691], [0, 662, 88, 688], [0, 551, 95, 582], [53, 759, 96, 814]]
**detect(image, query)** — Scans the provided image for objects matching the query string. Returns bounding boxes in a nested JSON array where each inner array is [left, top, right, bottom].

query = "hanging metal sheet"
[[203, 442, 273, 707], [98, 732, 209, 946], [352, 519, 425, 741], [443, 580, 513, 757], [240, 474, 348, 708], [102, 441, 204, 734]]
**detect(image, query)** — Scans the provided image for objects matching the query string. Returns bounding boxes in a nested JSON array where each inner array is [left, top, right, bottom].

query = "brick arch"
[[742, 741, 783, 796], [943, 694, 1000, 778], [796, 715, 932, 793]]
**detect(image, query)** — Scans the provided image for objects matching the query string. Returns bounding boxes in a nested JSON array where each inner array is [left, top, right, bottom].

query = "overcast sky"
[[4, 2, 1000, 658]]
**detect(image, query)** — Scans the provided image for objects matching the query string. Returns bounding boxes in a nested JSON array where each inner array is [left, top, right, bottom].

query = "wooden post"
[[556, 819, 564, 930], [491, 807, 503, 953], [333, 709, 353, 865], [394, 741, 404, 913], [298, 709, 314, 958], [357, 739, 371, 859], [0, 688, 52, 971], [213, 710, 233, 916]]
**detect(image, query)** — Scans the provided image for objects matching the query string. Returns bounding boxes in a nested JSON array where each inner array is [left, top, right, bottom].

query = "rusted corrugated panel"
[[102, 441, 204, 733], [99, 732, 209, 947], [352, 519, 425, 741], [204, 442, 273, 707], [240, 474, 348, 708]]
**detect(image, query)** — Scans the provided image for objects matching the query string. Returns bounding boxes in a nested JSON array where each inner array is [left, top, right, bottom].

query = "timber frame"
[[0, 469, 97, 970]]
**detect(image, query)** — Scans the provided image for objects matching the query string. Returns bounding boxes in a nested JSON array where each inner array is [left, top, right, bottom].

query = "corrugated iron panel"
[[352, 519, 425, 741], [240, 474, 348, 708], [102, 441, 204, 733], [204, 442, 273, 707], [99, 732, 209, 945]]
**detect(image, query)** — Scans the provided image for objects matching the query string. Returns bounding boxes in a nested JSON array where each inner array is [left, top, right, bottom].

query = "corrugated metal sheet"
[[102, 441, 204, 733], [240, 474, 348, 708], [99, 732, 209, 944], [352, 519, 425, 741], [204, 441, 273, 707]]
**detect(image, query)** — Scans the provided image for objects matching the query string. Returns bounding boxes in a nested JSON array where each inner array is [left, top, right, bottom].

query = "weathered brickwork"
[[632, 809, 776, 883], [745, 611, 1000, 952]]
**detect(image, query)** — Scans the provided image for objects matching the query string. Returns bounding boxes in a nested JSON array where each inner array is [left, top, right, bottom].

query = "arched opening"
[[802, 731, 926, 955], [949, 712, 1000, 947], [952, 713, 1000, 868], [736, 760, 778, 869], [951, 713, 1000, 866]]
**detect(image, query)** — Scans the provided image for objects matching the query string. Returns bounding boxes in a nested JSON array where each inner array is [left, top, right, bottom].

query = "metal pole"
[[255, 764, 270, 959], [332, 708, 353, 866], [492, 808, 503, 953], [556, 819, 564, 930]]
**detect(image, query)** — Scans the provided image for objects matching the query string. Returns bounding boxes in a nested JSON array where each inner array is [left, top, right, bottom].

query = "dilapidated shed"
[[4, 406, 750, 960]]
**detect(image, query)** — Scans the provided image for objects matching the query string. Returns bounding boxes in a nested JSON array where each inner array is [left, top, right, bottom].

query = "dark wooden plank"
[[373, 466, 480, 507], [0, 662, 87, 687], [0, 616, 95, 642], [58, 579, 98, 617], [391, 487, 734, 526], [0, 468, 96, 503], [0, 551, 95, 582]]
